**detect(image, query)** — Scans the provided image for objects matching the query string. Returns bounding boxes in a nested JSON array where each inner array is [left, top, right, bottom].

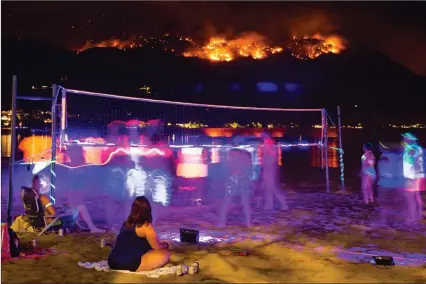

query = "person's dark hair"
[[363, 143, 373, 151], [32, 175, 41, 186], [123, 196, 153, 228]]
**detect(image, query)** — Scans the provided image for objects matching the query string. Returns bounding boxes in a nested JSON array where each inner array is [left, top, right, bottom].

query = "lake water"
[[2, 128, 424, 175]]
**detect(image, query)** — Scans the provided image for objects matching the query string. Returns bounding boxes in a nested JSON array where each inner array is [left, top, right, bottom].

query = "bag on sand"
[[1, 223, 20, 259]]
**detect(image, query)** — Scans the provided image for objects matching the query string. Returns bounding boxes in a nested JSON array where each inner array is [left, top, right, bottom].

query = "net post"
[[7, 75, 18, 225], [50, 84, 59, 199], [60, 88, 67, 146], [322, 109, 330, 193], [320, 112, 325, 170], [337, 105, 345, 191]]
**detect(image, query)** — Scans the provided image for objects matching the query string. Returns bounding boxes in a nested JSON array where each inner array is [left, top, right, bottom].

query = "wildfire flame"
[[289, 34, 346, 60], [77, 39, 141, 53], [76, 32, 346, 61], [183, 32, 283, 62], [76, 34, 197, 54]]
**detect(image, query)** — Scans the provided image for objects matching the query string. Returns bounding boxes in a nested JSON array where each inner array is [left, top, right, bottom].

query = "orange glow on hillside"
[[76, 33, 347, 61], [289, 34, 346, 59], [183, 33, 283, 62]]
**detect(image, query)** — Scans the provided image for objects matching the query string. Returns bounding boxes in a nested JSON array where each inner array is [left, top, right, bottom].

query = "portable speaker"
[[179, 228, 199, 243], [372, 256, 395, 266]]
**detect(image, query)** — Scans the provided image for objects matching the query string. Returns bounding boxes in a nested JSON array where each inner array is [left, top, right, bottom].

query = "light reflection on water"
[[0, 133, 338, 168], [1, 134, 11, 157]]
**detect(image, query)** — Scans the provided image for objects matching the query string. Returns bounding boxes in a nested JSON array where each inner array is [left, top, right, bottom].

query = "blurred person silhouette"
[[401, 132, 425, 224], [126, 120, 142, 145], [260, 132, 288, 211], [135, 120, 173, 224], [361, 143, 376, 205], [218, 146, 253, 228], [31, 174, 105, 233]]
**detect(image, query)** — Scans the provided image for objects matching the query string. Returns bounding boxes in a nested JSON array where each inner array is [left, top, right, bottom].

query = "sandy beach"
[[2, 188, 426, 283]]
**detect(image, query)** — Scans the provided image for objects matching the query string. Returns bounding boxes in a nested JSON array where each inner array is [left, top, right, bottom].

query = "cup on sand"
[[188, 262, 200, 275]]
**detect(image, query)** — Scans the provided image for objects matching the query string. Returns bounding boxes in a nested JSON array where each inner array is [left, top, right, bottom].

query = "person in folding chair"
[[19, 175, 105, 235]]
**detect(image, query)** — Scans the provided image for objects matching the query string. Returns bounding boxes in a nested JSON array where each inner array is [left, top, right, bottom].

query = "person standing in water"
[[401, 132, 424, 223], [361, 143, 376, 205], [260, 133, 288, 211]]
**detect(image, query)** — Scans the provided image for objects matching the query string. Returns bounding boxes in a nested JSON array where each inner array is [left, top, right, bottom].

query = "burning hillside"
[[77, 39, 140, 53], [76, 33, 346, 61], [289, 34, 346, 59], [182, 32, 283, 62], [76, 34, 198, 54]]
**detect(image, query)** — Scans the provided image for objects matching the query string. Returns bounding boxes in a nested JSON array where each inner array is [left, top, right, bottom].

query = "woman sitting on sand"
[[31, 175, 105, 233], [108, 196, 170, 272]]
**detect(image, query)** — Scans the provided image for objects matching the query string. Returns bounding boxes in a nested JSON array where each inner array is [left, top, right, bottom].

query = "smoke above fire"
[[76, 32, 347, 61]]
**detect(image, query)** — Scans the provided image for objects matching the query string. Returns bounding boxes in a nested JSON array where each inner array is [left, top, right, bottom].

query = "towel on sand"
[[78, 261, 178, 278], [10, 216, 36, 233]]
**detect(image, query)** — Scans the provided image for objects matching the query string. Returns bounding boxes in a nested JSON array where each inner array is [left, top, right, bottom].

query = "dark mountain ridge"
[[2, 37, 425, 123]]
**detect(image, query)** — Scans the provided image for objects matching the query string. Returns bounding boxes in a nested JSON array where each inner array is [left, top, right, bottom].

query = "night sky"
[[3, 1, 426, 76]]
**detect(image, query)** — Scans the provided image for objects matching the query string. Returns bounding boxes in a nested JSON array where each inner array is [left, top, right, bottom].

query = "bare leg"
[[368, 182, 375, 203], [197, 179, 205, 200], [415, 191, 424, 219], [254, 196, 263, 209], [136, 249, 170, 272], [263, 180, 274, 210], [218, 193, 232, 227], [105, 200, 120, 225], [151, 202, 159, 225], [241, 194, 252, 228], [152, 202, 167, 225], [75, 204, 105, 233], [377, 189, 389, 226], [68, 191, 85, 208], [368, 177, 375, 203], [405, 191, 420, 222], [273, 187, 289, 210], [362, 175, 369, 204]]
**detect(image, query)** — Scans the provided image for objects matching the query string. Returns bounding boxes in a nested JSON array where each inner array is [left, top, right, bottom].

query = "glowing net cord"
[[59, 147, 164, 169], [324, 109, 336, 128], [17, 143, 323, 170], [66, 88, 323, 112]]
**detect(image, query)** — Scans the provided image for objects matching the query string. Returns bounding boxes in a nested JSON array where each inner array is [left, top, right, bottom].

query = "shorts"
[[363, 167, 377, 180]]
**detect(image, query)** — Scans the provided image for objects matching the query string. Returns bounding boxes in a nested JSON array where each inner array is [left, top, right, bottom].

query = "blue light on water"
[[229, 83, 241, 91], [284, 83, 300, 93], [256, 82, 278, 92], [195, 83, 204, 92]]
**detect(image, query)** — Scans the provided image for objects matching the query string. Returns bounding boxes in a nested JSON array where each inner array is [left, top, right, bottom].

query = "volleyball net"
[[10, 85, 332, 226], [62, 88, 325, 142]]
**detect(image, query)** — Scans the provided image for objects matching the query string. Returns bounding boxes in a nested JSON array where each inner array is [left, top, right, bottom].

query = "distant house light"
[[284, 83, 300, 92], [256, 82, 278, 92], [139, 85, 151, 94]]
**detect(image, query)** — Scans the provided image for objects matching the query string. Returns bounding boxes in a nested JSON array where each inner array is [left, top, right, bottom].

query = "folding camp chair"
[[20, 187, 79, 236]]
